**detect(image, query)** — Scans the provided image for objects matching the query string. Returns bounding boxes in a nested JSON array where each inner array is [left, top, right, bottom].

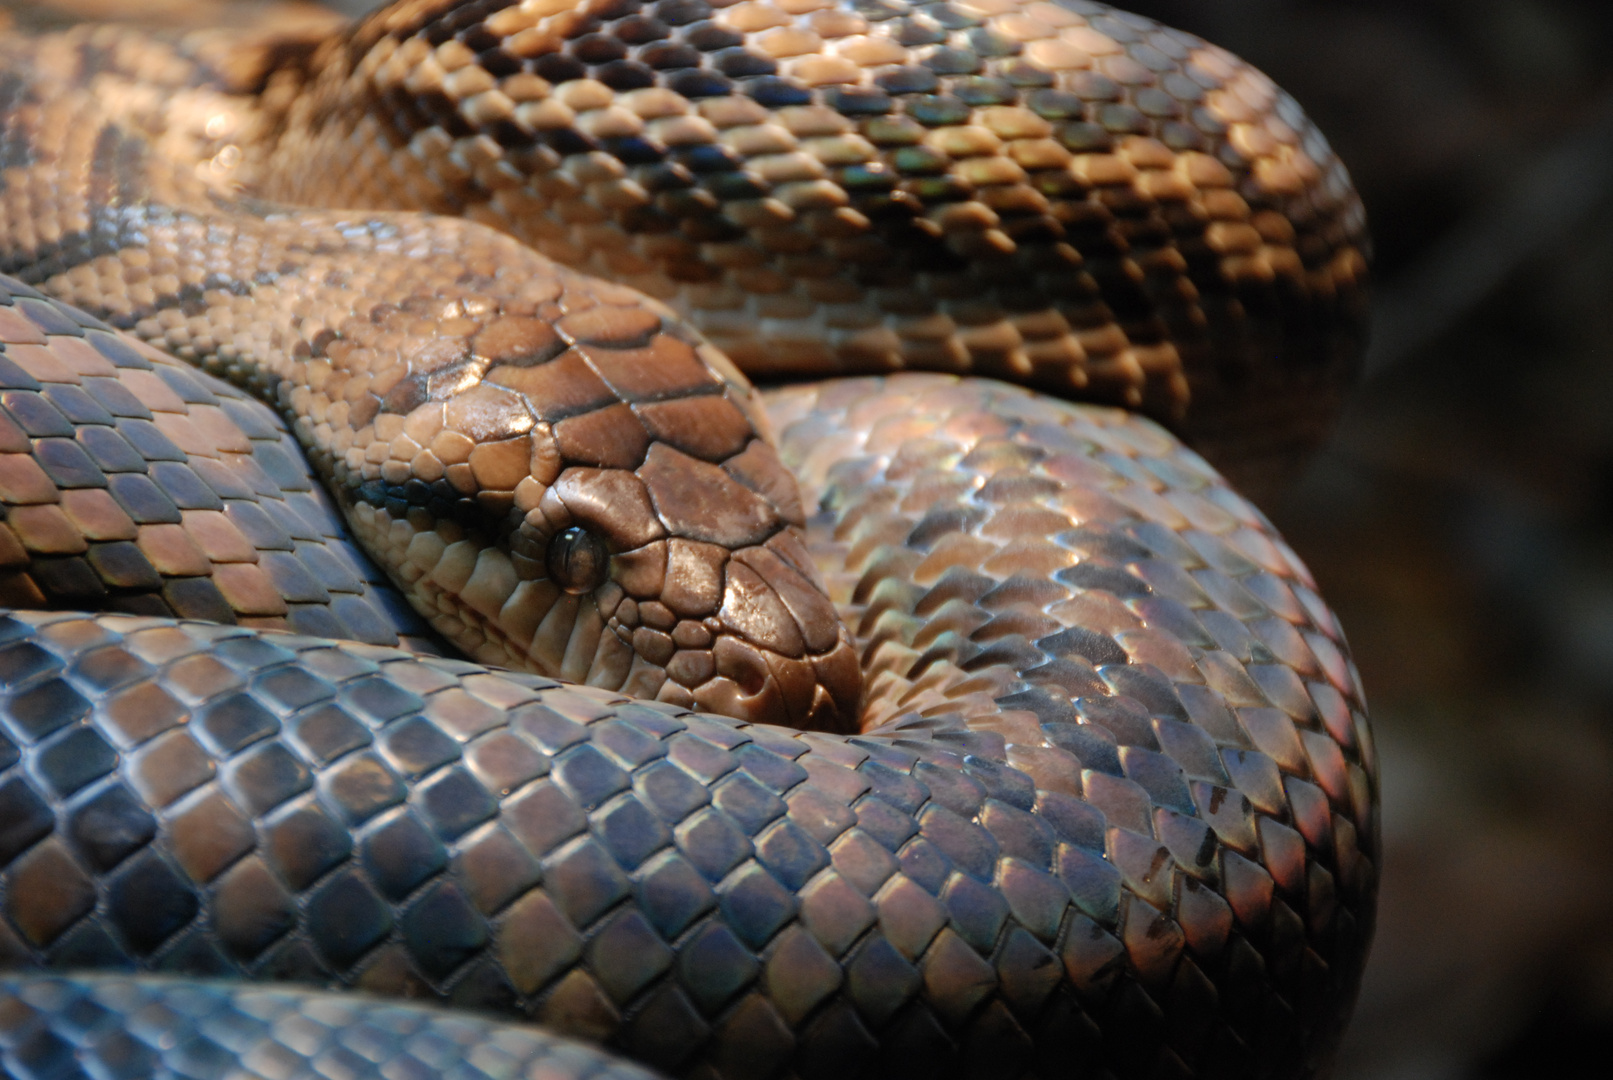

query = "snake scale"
[[0, 1, 1376, 1078]]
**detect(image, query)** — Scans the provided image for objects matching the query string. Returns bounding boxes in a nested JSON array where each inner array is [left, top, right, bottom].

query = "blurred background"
[[14, 0, 1613, 1076]]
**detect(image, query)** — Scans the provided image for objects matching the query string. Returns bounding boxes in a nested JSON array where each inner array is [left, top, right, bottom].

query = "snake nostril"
[[714, 637, 771, 697], [546, 526, 609, 594]]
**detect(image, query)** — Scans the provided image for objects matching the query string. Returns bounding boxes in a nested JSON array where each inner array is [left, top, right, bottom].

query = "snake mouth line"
[[347, 499, 864, 732], [394, 555, 864, 734]]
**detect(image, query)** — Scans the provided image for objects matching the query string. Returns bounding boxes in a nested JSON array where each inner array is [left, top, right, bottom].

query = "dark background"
[[23, 0, 1613, 1075]]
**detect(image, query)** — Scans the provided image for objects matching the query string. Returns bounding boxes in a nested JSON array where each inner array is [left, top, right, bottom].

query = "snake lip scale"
[[0, 2, 1374, 1079]]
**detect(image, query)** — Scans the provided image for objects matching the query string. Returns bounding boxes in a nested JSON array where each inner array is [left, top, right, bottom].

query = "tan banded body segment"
[[0, 277, 436, 648], [242, 0, 1369, 490]]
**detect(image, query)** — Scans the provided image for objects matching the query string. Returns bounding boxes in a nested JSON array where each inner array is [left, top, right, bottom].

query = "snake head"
[[343, 280, 862, 734], [506, 430, 863, 734]]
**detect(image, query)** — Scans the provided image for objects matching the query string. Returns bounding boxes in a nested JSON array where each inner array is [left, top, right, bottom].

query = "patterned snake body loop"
[[0, 2, 1376, 1078]]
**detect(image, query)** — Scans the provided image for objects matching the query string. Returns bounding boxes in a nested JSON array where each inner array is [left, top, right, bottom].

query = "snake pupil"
[[547, 526, 608, 594]]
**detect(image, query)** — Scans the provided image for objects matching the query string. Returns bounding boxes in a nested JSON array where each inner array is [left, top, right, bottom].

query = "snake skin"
[[0, 276, 441, 652], [1, 25, 879, 730], [0, 2, 1376, 1078], [0, 347, 1378, 1080], [0, 0, 1367, 494], [1, 975, 659, 1080], [246, 0, 1369, 488]]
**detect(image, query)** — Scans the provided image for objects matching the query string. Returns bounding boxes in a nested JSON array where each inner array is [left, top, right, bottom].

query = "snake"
[[0, 1, 1376, 1078]]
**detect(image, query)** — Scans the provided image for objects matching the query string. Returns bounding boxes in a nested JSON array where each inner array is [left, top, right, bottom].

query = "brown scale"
[[757, 373, 1376, 1073]]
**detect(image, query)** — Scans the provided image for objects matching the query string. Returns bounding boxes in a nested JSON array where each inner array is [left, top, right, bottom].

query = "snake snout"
[[690, 538, 862, 734], [603, 527, 863, 734], [606, 436, 863, 731]]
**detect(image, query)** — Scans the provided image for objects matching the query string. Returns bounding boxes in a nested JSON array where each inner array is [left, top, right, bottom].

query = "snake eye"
[[547, 526, 608, 594]]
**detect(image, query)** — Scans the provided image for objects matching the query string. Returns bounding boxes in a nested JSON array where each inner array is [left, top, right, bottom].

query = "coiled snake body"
[[0, 2, 1375, 1078]]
